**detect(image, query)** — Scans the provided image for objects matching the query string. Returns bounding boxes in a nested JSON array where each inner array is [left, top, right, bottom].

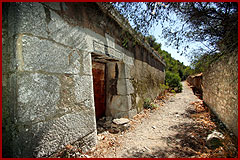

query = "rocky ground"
[[53, 81, 238, 158]]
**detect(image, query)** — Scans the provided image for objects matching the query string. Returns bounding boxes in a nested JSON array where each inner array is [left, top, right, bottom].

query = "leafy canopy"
[[111, 2, 238, 58]]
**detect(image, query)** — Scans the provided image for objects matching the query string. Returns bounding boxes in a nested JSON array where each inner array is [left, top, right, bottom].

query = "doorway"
[[92, 61, 106, 120]]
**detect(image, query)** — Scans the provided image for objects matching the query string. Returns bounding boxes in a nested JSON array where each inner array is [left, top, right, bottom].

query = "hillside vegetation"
[[146, 36, 193, 92]]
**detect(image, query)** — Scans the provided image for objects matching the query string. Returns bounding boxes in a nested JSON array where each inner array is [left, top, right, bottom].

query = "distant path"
[[98, 81, 200, 158]]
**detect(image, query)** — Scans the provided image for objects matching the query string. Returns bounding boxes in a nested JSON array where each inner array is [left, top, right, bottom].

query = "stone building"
[[2, 2, 165, 157]]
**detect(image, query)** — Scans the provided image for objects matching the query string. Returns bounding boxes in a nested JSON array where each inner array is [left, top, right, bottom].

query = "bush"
[[143, 98, 158, 110], [143, 98, 151, 109], [165, 71, 183, 92], [150, 103, 158, 109], [159, 83, 169, 95]]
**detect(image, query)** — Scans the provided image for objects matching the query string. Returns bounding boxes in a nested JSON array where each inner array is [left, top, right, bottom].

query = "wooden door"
[[92, 61, 106, 120]]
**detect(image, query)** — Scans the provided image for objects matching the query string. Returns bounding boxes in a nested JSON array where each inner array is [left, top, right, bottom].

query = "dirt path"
[[109, 81, 199, 158], [55, 81, 237, 158], [92, 81, 202, 158], [53, 82, 238, 158]]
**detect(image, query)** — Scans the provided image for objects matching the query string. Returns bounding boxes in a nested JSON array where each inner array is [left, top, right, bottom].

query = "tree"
[[110, 2, 238, 58], [145, 35, 162, 51], [145, 35, 193, 81]]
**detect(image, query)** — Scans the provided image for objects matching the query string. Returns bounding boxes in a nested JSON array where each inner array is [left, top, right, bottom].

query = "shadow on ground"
[[122, 122, 205, 158], [121, 104, 238, 158]]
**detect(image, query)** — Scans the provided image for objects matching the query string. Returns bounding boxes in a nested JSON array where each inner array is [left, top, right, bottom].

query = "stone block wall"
[[3, 2, 97, 157], [105, 50, 165, 118], [2, 2, 165, 157], [202, 50, 238, 137]]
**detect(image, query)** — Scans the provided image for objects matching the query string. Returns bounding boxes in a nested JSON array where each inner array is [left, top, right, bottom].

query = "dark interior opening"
[[92, 61, 106, 120]]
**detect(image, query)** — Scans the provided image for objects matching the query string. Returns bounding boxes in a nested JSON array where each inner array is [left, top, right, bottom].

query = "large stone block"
[[41, 2, 68, 11], [17, 73, 60, 123], [48, 10, 89, 50], [109, 110, 130, 119], [80, 51, 92, 75], [20, 35, 81, 74], [117, 78, 127, 95], [124, 64, 134, 79], [14, 112, 97, 157], [123, 51, 134, 65], [117, 78, 134, 95], [8, 2, 48, 38], [107, 47, 123, 60], [126, 79, 135, 94], [73, 75, 95, 108], [128, 109, 137, 118], [109, 95, 131, 112], [58, 74, 95, 113], [117, 63, 133, 79], [106, 62, 117, 79]]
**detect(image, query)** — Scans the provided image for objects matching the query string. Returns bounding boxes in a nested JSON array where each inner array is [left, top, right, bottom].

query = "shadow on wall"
[[2, 122, 50, 157], [7, 122, 52, 157]]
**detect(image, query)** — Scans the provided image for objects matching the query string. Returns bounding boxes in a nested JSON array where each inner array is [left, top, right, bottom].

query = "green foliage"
[[146, 35, 189, 93], [150, 103, 159, 109], [159, 83, 169, 90], [143, 98, 158, 109], [120, 30, 133, 49], [143, 98, 151, 109], [165, 71, 183, 92], [112, 2, 238, 57], [146, 35, 193, 81], [190, 53, 224, 74], [177, 83, 183, 93], [145, 35, 162, 51]]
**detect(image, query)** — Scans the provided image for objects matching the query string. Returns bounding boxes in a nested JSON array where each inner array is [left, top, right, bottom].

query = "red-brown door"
[[92, 61, 106, 120]]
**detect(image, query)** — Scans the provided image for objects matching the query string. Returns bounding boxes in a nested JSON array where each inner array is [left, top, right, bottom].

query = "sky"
[[126, 2, 208, 67], [150, 24, 191, 66], [133, 2, 192, 66]]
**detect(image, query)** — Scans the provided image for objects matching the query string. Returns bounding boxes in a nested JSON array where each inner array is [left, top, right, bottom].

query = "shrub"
[[143, 98, 158, 110], [150, 103, 158, 109], [143, 98, 151, 109], [159, 83, 169, 95], [165, 71, 183, 92]]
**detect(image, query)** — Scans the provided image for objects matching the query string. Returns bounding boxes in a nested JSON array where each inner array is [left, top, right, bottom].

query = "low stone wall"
[[187, 73, 203, 92], [187, 73, 203, 98], [202, 50, 238, 137], [2, 2, 165, 157]]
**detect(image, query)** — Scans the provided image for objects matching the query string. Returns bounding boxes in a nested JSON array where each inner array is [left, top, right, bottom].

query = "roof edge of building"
[[96, 2, 166, 67]]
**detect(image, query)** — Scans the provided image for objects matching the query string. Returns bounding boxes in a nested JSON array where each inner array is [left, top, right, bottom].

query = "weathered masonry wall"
[[2, 2, 165, 157], [202, 50, 238, 137], [2, 3, 97, 158]]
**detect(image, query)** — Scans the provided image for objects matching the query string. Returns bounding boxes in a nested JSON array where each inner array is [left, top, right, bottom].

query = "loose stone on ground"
[[88, 81, 238, 158]]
